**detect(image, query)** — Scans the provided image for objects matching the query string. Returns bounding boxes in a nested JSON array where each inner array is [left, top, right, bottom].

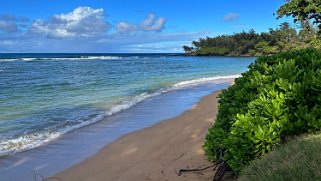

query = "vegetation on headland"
[[238, 134, 321, 181], [183, 23, 320, 56], [183, 0, 321, 56]]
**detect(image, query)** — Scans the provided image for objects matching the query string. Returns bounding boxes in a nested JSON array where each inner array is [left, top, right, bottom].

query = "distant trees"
[[183, 22, 319, 56], [183, 0, 321, 56]]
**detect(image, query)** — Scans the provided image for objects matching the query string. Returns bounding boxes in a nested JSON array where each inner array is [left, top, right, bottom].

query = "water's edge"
[[0, 82, 229, 181], [0, 75, 239, 157]]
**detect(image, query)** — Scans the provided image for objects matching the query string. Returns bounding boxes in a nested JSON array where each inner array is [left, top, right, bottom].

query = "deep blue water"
[[0, 53, 255, 156]]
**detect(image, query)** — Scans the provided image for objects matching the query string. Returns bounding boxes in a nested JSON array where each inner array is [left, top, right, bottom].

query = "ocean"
[[0, 53, 254, 157]]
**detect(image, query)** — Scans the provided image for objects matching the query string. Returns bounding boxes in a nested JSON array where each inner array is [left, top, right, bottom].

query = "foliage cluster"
[[204, 49, 321, 172], [277, 0, 321, 34], [183, 22, 320, 56]]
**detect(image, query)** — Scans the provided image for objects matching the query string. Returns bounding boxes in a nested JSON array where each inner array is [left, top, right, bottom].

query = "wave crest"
[[173, 75, 240, 88], [0, 56, 141, 62]]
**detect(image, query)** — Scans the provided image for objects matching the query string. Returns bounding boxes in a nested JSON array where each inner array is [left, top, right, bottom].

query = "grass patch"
[[238, 134, 321, 181]]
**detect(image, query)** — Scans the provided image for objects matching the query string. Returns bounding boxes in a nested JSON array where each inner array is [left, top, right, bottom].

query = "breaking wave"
[[0, 56, 141, 62]]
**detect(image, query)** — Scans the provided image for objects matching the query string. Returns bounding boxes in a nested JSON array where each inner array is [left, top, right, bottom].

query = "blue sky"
[[0, 0, 291, 53]]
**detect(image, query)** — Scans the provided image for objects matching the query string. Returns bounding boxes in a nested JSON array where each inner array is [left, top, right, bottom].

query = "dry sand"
[[56, 90, 221, 181]]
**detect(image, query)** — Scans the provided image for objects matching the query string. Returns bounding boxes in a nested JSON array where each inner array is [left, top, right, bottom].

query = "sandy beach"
[[56, 90, 221, 181]]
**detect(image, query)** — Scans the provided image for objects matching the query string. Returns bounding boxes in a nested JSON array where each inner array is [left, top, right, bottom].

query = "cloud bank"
[[0, 6, 203, 52]]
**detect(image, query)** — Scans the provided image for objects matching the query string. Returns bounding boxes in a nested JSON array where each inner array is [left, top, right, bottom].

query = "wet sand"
[[57, 90, 221, 181]]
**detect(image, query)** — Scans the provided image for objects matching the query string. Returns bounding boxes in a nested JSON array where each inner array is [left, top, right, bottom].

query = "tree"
[[299, 20, 317, 42], [277, 0, 321, 34], [182, 45, 194, 54]]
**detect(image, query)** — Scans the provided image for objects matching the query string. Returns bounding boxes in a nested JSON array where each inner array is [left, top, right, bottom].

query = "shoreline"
[[0, 83, 229, 181], [184, 53, 257, 57], [56, 90, 222, 181], [0, 76, 238, 158]]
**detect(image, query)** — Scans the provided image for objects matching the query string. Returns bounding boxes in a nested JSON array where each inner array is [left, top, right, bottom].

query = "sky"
[[0, 0, 291, 53]]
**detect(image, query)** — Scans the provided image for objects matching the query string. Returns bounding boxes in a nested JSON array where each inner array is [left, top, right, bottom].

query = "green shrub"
[[248, 49, 256, 56], [204, 48, 321, 173], [196, 46, 231, 56]]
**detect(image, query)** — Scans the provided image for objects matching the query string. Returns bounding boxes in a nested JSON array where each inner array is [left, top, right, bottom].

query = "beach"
[[0, 82, 229, 181], [0, 54, 251, 181], [56, 90, 221, 181]]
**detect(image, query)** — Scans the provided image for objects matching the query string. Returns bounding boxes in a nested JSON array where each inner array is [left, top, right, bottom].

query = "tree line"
[[183, 0, 321, 56], [183, 22, 320, 56]]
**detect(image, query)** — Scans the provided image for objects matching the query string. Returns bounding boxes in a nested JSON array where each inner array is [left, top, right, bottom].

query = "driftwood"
[[212, 161, 231, 181], [177, 160, 232, 181], [177, 163, 217, 176]]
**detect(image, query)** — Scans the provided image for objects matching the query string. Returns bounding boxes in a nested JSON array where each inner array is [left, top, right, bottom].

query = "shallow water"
[[1, 82, 227, 181], [0, 54, 255, 156]]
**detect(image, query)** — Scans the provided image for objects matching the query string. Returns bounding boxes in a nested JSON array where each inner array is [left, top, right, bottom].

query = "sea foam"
[[173, 74, 240, 88]]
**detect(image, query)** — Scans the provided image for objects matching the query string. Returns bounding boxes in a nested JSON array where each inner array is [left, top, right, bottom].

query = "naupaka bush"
[[204, 49, 321, 172]]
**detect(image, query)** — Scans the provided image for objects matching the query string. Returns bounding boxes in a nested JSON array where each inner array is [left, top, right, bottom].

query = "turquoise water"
[[0, 54, 255, 156]]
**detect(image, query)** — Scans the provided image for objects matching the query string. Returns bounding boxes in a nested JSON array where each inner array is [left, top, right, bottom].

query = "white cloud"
[[115, 13, 165, 34], [29, 6, 109, 39], [116, 21, 137, 33], [140, 13, 165, 32], [224, 13, 239, 22]]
